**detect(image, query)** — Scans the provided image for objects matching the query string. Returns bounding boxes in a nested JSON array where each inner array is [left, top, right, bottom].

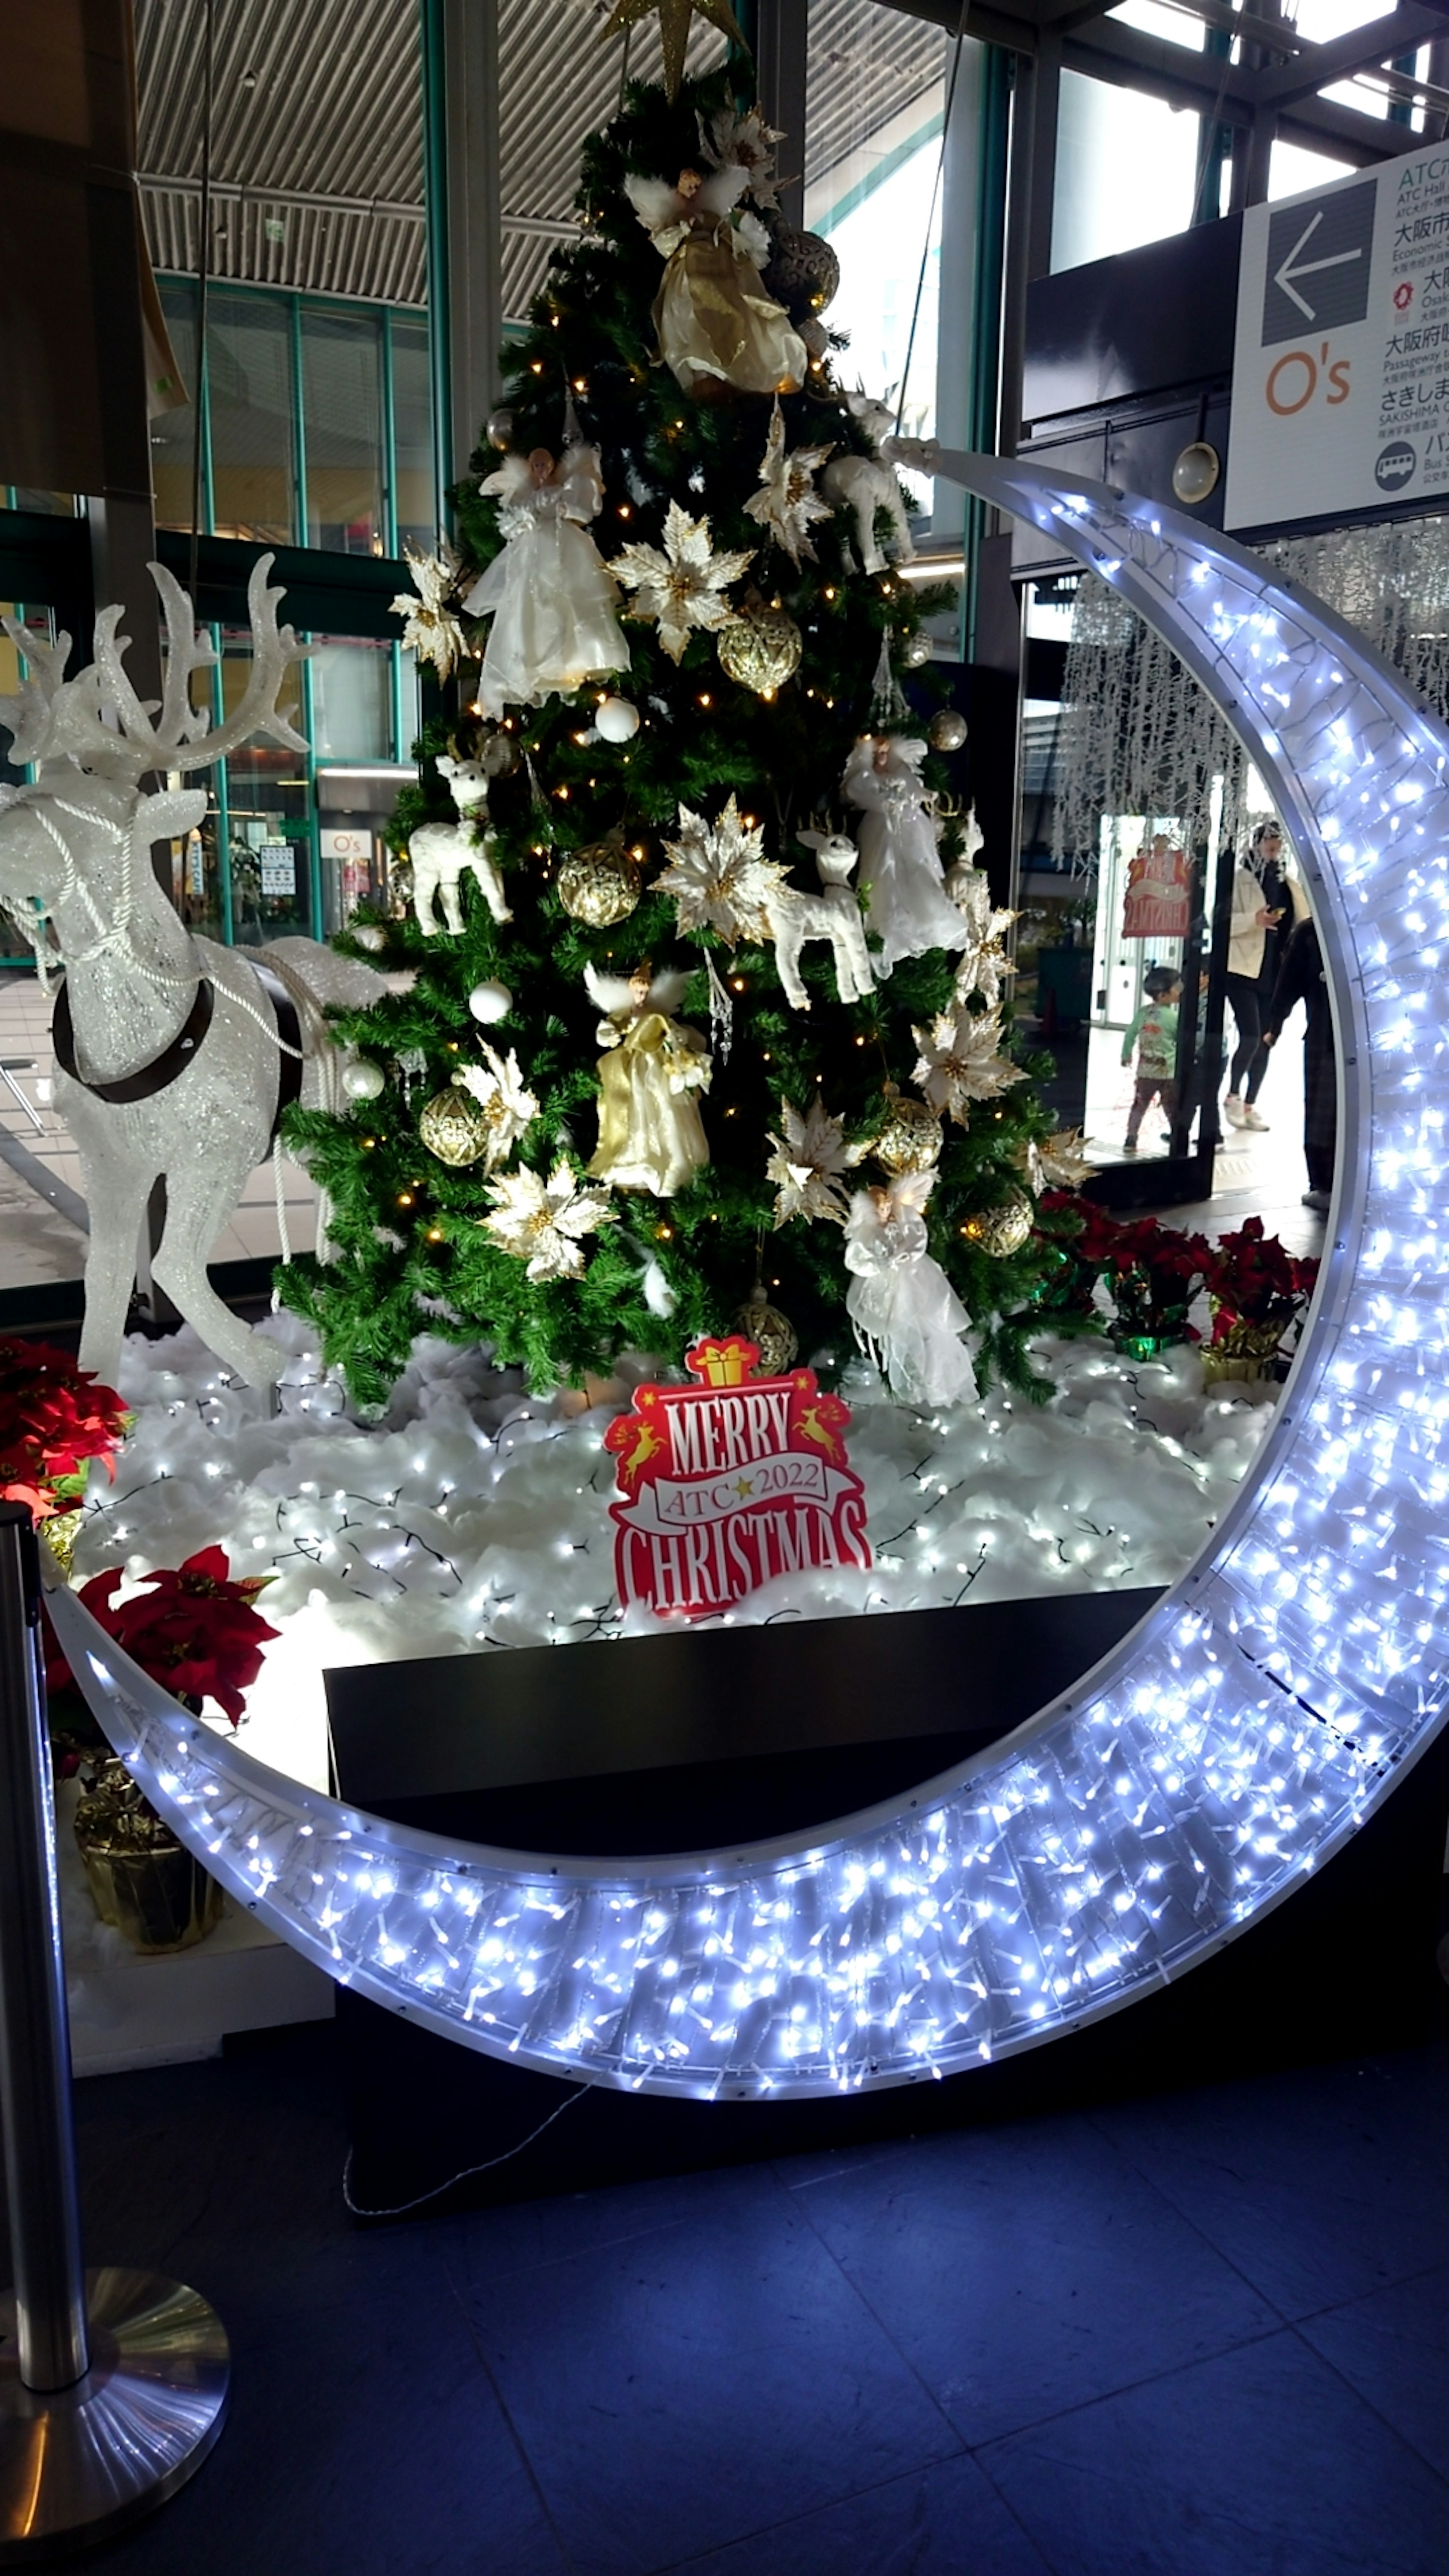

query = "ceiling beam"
[[1253, 0, 1449, 103]]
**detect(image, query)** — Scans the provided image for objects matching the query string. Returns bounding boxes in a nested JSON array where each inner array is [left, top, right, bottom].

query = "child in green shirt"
[[1121, 965, 1182, 1153]]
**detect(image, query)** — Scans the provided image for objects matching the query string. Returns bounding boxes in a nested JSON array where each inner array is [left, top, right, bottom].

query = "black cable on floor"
[[340, 2085, 589, 2219]]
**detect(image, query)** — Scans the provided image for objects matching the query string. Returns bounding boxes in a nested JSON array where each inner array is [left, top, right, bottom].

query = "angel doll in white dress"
[[623, 165, 806, 401], [843, 1169, 977, 1409], [584, 962, 712, 1197], [463, 442, 630, 718], [842, 733, 971, 981]]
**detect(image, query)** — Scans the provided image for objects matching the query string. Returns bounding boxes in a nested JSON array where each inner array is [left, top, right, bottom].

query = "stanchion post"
[[0, 1504, 230, 2561]]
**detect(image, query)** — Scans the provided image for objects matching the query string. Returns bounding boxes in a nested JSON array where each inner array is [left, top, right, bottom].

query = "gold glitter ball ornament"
[[734, 1283, 799, 1375], [959, 1188, 1034, 1257], [418, 1085, 492, 1168], [557, 840, 642, 927], [872, 1094, 943, 1176], [717, 594, 802, 699], [929, 708, 968, 752]]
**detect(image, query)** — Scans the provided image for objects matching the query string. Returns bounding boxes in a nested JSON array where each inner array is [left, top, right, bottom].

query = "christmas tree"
[[279, 62, 1083, 1412]]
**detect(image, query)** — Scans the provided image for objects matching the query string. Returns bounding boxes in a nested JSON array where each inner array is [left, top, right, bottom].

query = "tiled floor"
[[42, 2025, 1449, 2575], [0, 968, 318, 1289]]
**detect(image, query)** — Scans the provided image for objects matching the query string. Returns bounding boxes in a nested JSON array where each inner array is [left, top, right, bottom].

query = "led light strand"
[[45, 454, 1449, 2098]]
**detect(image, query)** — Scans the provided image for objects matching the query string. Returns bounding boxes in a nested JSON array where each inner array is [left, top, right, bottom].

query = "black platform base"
[[328, 1593, 1449, 2218]]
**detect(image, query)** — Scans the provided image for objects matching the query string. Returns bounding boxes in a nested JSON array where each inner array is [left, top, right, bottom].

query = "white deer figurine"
[[0, 557, 386, 1390], [406, 754, 511, 937], [765, 829, 875, 1011], [821, 392, 917, 577]]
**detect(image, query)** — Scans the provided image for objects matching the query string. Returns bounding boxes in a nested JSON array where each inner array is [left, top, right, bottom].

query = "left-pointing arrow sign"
[[1273, 208, 1364, 323]]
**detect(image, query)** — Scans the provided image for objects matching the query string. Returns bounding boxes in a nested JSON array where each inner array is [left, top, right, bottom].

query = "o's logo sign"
[[1266, 342, 1351, 415]]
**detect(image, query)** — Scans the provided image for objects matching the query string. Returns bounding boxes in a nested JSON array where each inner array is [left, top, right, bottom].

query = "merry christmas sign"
[[605, 1336, 872, 1619]]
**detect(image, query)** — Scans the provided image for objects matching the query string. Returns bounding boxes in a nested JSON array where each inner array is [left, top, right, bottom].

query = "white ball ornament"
[[342, 1058, 386, 1101], [595, 695, 640, 744], [468, 980, 513, 1024]]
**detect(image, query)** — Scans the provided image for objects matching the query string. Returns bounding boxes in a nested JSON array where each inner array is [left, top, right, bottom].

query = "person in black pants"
[[1264, 917, 1335, 1211], [1223, 820, 1291, 1130]]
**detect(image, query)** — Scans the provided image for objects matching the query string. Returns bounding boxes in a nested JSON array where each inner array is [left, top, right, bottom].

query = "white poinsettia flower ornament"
[[390, 540, 468, 680], [653, 794, 786, 946], [452, 1043, 539, 1170], [698, 104, 785, 208], [765, 1092, 851, 1227], [480, 1159, 615, 1281], [612, 503, 754, 664], [1019, 1126, 1092, 1194], [744, 401, 835, 567], [911, 1003, 1028, 1124]]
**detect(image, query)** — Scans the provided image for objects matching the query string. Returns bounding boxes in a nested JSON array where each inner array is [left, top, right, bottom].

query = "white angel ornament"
[[843, 1169, 977, 1409], [842, 734, 971, 980], [463, 442, 630, 718], [585, 961, 712, 1197], [623, 164, 806, 401]]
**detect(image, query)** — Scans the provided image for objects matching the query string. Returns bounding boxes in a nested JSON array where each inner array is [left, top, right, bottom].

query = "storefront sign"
[[1226, 141, 1449, 530], [605, 1335, 871, 1619]]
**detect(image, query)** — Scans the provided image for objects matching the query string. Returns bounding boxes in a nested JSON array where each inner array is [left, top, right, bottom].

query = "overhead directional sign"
[[1227, 142, 1449, 531]]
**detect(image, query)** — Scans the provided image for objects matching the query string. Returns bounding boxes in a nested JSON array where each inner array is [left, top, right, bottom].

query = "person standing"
[[1120, 964, 1182, 1153], [1264, 918, 1335, 1212], [1223, 820, 1297, 1130]]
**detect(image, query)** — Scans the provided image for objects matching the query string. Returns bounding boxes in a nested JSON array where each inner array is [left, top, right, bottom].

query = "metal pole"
[[0, 1506, 230, 2561], [0, 1508, 87, 2396]]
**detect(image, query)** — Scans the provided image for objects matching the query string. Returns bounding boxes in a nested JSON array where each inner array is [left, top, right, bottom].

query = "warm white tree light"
[[46, 455, 1446, 2099]]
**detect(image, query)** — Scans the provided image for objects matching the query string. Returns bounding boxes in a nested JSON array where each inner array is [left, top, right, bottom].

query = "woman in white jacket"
[[1224, 821, 1299, 1129]]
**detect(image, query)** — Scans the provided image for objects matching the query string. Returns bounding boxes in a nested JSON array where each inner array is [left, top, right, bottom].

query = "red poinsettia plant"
[[1200, 1218, 1319, 1341], [1038, 1196, 1212, 1342], [45, 1546, 278, 1731], [0, 1337, 130, 1521]]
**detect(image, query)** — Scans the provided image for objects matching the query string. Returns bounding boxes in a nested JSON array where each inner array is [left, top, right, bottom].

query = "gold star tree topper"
[[612, 503, 753, 664], [600, 0, 748, 102]]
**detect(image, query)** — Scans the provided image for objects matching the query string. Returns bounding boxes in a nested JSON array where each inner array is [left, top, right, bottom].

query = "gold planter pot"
[[74, 1765, 224, 1954], [1201, 1306, 1292, 1386]]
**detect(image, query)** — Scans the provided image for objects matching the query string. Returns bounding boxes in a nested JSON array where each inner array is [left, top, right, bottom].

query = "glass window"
[[1268, 139, 1357, 199], [217, 629, 311, 944], [309, 638, 393, 760], [1051, 72, 1201, 272], [152, 280, 201, 532], [805, 0, 949, 441], [391, 312, 435, 549], [208, 289, 297, 545], [301, 309, 385, 555]]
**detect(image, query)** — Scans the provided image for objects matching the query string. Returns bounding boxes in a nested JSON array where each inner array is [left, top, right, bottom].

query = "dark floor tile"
[[782, 2111, 1278, 2444], [88, 2256, 567, 2576], [449, 2169, 957, 2576], [1300, 2259, 1449, 2482], [673, 2452, 1052, 2576], [981, 2328, 1449, 2576], [437, 2152, 778, 2290], [1091, 2048, 1449, 2318]]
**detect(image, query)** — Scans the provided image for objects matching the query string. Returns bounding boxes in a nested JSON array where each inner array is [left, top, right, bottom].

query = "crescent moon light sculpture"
[[46, 454, 1449, 2100]]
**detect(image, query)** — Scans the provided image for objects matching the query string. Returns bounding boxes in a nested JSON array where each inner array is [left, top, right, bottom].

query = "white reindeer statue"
[[765, 829, 875, 1011], [821, 392, 917, 577], [0, 557, 386, 1390], [406, 753, 511, 937]]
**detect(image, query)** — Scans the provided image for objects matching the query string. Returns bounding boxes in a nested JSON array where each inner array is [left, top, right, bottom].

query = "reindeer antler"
[[0, 618, 74, 769], [185, 554, 310, 770], [149, 561, 220, 753]]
